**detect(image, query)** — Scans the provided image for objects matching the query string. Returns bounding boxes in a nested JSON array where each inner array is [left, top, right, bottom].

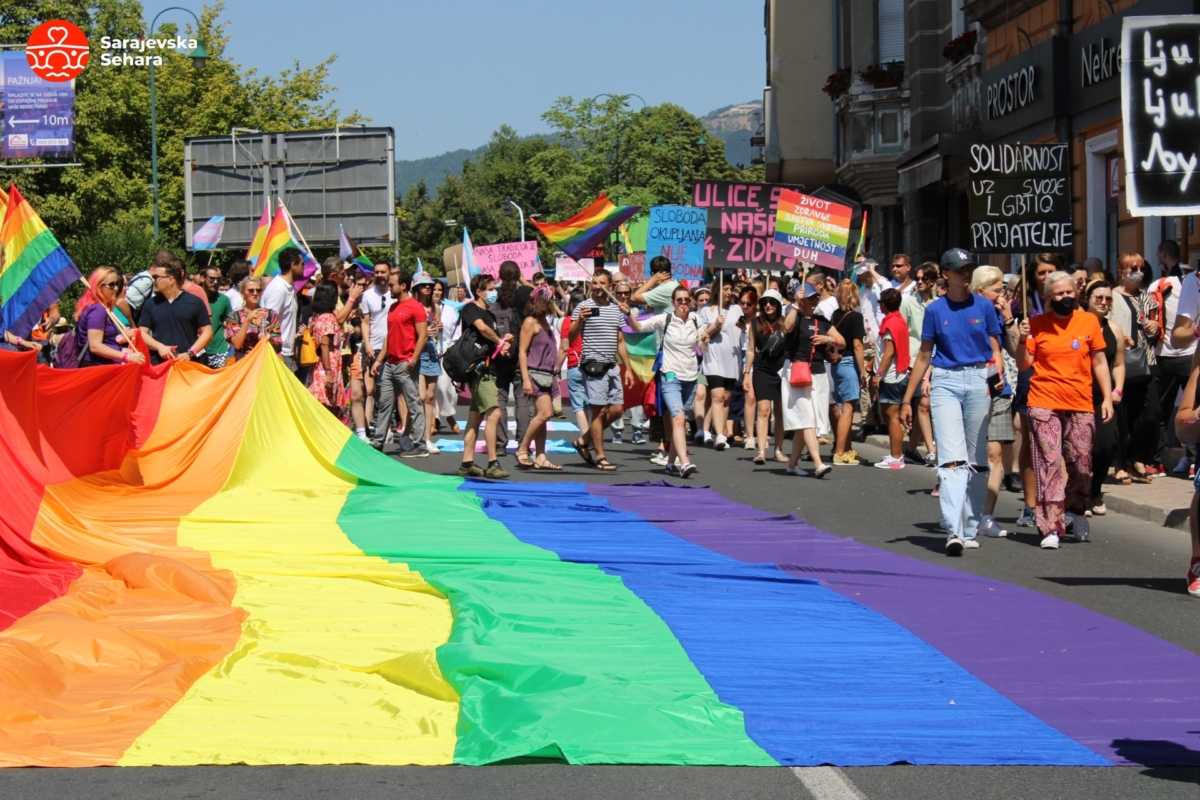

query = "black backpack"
[[443, 329, 491, 383]]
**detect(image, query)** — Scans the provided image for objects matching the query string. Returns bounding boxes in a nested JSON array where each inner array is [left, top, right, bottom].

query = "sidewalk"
[[862, 434, 1193, 531]]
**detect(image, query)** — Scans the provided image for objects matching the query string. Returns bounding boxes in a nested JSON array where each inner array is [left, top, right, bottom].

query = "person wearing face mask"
[[1016, 272, 1114, 549], [1112, 252, 1155, 482]]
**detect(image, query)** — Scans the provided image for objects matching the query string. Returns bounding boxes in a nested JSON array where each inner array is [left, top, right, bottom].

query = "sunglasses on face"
[[100, 281, 119, 289], [616, 291, 631, 297], [244, 288, 262, 295], [673, 297, 691, 304]]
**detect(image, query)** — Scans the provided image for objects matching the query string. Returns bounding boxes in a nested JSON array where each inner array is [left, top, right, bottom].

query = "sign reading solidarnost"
[[472, 240, 540, 280], [0, 51, 75, 159], [967, 142, 1071, 251], [554, 254, 596, 282], [770, 190, 854, 271], [644, 205, 708, 282], [1121, 15, 1200, 215], [692, 181, 797, 270]]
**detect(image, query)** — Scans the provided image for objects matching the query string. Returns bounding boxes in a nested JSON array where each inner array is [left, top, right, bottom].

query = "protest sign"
[[770, 190, 853, 271], [555, 254, 595, 281], [1, 52, 75, 159], [618, 252, 645, 283], [472, 240, 540, 279], [692, 181, 798, 270], [644, 205, 708, 281], [967, 142, 1071, 251], [1121, 15, 1200, 215]]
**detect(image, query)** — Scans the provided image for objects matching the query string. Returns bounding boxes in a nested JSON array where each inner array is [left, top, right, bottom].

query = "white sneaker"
[[979, 516, 1007, 538], [425, 441, 440, 455], [703, 431, 714, 446], [356, 431, 370, 444], [714, 435, 729, 451], [962, 539, 981, 550], [874, 455, 906, 470], [744, 436, 757, 450], [945, 537, 964, 556], [649, 451, 669, 466], [679, 462, 698, 478], [1040, 533, 1060, 550], [1015, 507, 1036, 527], [1066, 515, 1090, 543]]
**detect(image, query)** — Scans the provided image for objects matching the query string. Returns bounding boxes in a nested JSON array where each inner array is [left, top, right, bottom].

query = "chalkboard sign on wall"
[[967, 143, 1072, 253], [1122, 15, 1200, 215]]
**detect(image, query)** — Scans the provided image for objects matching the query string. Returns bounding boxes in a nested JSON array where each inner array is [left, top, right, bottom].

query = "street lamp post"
[[149, 6, 208, 239], [507, 199, 525, 241]]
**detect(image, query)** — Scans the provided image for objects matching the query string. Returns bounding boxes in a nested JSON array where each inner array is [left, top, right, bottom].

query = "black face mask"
[[1050, 296, 1077, 315]]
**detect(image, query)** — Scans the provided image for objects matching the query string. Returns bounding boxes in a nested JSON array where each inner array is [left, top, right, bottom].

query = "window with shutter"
[[878, 0, 905, 64]]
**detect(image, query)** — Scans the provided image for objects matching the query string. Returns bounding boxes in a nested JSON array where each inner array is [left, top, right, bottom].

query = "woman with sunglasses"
[[1083, 279, 1125, 517], [744, 289, 789, 465], [77, 267, 142, 366], [643, 285, 705, 477], [225, 276, 282, 360]]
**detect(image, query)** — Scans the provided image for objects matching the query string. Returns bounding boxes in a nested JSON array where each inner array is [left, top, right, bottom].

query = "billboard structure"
[[183, 126, 395, 250]]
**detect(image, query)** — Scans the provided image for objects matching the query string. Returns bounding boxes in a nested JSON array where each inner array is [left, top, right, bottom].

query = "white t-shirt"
[[875, 330, 908, 384], [440, 300, 464, 351], [359, 284, 393, 352], [1155, 275, 1197, 358], [224, 287, 244, 314], [697, 304, 744, 379], [816, 295, 838, 322], [859, 278, 892, 346], [260, 277, 297, 357], [645, 311, 702, 382], [897, 280, 917, 298]]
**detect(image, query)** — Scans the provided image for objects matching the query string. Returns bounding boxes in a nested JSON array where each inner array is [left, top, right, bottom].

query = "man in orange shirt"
[[1017, 271, 1114, 549]]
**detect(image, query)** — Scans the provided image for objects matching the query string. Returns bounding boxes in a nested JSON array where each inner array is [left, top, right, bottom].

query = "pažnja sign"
[[968, 143, 1072, 252], [0, 51, 74, 159], [1122, 14, 1200, 215]]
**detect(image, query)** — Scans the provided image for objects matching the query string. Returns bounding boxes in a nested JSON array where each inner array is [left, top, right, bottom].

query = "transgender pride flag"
[[191, 216, 225, 251]]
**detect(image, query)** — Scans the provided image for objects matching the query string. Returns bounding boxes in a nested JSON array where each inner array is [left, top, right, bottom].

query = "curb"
[[860, 435, 1191, 532]]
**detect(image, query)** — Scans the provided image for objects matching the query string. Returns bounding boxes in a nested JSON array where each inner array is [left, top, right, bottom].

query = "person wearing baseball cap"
[[900, 248, 1005, 556]]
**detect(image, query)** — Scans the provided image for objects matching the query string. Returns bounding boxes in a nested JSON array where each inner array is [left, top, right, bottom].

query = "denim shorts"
[[566, 366, 587, 411], [418, 345, 441, 377], [659, 377, 697, 418], [878, 378, 909, 405], [831, 358, 860, 404]]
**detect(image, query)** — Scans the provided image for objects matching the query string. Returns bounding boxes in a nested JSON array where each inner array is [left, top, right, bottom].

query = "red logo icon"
[[25, 20, 90, 82]]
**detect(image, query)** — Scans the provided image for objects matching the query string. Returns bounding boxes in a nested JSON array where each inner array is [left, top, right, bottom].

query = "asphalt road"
[[4, 430, 1198, 800]]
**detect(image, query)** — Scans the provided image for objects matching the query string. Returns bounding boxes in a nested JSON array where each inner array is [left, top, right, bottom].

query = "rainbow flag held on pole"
[[245, 200, 270, 266], [252, 207, 301, 277], [531, 194, 640, 262], [338, 224, 375, 277], [0, 185, 82, 338]]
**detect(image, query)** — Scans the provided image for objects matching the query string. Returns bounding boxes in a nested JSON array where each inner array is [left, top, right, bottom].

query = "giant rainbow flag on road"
[[0, 185, 81, 338], [2, 344, 1199, 768], [531, 194, 639, 262]]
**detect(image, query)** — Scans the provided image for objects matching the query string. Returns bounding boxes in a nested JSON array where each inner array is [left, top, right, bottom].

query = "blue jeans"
[[566, 366, 587, 412], [930, 365, 990, 540]]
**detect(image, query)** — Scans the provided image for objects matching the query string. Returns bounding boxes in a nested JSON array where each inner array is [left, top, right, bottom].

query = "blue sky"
[[210, 1, 764, 160]]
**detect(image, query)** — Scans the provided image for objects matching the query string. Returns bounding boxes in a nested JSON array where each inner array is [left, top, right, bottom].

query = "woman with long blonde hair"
[[829, 279, 867, 464]]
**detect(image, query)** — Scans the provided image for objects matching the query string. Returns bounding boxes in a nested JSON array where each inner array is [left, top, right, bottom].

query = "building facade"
[[762, 1, 837, 187]]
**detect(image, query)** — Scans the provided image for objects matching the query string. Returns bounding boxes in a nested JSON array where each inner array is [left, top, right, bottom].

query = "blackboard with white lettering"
[[967, 143, 1072, 253], [1122, 15, 1200, 215]]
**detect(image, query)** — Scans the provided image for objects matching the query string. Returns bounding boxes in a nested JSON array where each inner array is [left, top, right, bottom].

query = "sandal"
[[753, 454, 766, 465], [573, 437, 596, 466], [594, 457, 618, 472], [533, 459, 562, 471], [1113, 470, 1133, 485], [515, 452, 534, 470]]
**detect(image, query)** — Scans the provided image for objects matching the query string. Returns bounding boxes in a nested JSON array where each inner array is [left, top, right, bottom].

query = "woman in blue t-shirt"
[[901, 249, 1004, 556]]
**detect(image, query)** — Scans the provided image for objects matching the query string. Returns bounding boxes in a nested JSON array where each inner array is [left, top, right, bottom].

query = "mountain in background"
[[394, 100, 763, 197]]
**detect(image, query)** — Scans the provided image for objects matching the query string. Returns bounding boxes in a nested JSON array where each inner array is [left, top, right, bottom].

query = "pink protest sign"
[[473, 240, 541, 279]]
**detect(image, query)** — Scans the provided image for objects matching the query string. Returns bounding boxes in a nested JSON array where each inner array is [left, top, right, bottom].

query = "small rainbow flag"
[[245, 200, 270, 266], [338, 224, 374, 276], [531, 194, 640, 262], [0, 185, 81, 338], [252, 206, 300, 277]]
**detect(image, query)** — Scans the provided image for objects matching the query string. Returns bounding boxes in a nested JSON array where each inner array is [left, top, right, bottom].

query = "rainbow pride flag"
[[2, 345, 1199, 768], [253, 206, 300, 277], [531, 194, 639, 262], [245, 200, 270, 266], [622, 315, 658, 412], [0, 185, 81, 338]]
